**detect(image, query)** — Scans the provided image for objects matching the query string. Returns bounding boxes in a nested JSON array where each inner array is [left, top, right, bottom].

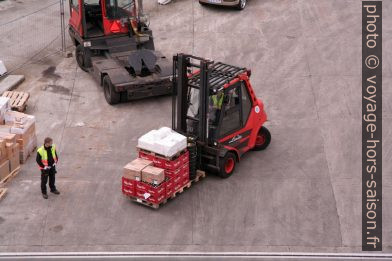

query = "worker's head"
[[44, 137, 53, 148]]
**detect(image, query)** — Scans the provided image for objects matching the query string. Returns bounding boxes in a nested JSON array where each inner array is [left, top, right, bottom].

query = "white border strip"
[[0, 252, 391, 259]]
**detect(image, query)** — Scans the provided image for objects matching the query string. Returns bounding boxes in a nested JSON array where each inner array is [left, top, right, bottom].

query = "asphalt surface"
[[0, 0, 391, 255]]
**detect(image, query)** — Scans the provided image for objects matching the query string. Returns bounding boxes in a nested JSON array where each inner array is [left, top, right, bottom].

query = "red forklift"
[[68, 0, 172, 104], [172, 54, 271, 178]]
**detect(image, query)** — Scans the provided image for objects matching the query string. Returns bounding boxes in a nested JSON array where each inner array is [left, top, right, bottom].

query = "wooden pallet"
[[130, 170, 206, 209], [2, 91, 30, 112], [0, 166, 21, 186], [0, 188, 7, 202], [137, 147, 186, 161]]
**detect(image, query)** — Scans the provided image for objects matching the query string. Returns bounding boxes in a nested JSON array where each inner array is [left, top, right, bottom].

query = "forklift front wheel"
[[252, 126, 271, 151], [103, 75, 121, 105], [218, 152, 236, 179], [75, 45, 90, 72]]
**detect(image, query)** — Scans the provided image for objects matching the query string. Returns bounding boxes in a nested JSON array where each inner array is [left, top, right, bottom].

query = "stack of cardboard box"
[[0, 132, 20, 183], [4, 111, 37, 163], [0, 98, 37, 165]]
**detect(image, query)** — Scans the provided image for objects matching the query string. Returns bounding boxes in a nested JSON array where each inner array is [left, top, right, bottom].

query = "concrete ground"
[[0, 0, 391, 254]]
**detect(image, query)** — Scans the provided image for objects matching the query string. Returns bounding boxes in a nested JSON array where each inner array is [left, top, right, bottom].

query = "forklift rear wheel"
[[103, 75, 121, 105], [237, 0, 246, 10], [218, 152, 236, 178], [253, 126, 271, 151], [75, 45, 90, 72]]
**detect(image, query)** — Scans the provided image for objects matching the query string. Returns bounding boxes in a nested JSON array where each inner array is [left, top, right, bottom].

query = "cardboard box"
[[123, 158, 152, 181], [19, 135, 37, 164], [0, 140, 7, 164], [0, 159, 10, 182], [5, 111, 35, 127], [6, 142, 18, 158], [0, 125, 11, 134], [141, 165, 165, 185], [7, 143, 20, 172], [0, 133, 16, 144]]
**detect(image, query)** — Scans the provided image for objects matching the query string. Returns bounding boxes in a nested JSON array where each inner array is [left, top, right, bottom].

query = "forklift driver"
[[210, 91, 224, 124]]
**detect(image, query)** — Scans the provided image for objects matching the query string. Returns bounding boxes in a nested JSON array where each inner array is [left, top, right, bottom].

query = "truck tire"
[[252, 126, 271, 151], [237, 0, 246, 10], [218, 152, 236, 178], [103, 75, 121, 105], [75, 45, 90, 72]]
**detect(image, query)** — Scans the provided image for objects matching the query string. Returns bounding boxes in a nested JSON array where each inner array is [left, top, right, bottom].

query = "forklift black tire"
[[103, 75, 121, 105], [237, 0, 246, 10], [252, 126, 271, 151], [75, 45, 90, 72], [218, 152, 236, 179]]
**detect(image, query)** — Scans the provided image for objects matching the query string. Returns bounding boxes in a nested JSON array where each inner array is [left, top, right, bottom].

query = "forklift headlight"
[[83, 41, 92, 47]]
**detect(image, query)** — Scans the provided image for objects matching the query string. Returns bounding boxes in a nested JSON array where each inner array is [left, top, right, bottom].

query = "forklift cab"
[[186, 80, 252, 146], [69, 0, 147, 38]]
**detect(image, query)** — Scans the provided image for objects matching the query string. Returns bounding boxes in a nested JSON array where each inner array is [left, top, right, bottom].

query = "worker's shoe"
[[42, 193, 48, 199], [50, 190, 60, 195]]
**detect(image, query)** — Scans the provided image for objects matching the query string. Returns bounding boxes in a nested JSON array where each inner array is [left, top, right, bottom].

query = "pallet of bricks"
[[0, 97, 37, 187], [122, 127, 193, 209]]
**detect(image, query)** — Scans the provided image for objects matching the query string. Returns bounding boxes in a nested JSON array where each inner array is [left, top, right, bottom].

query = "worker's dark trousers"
[[41, 168, 56, 194]]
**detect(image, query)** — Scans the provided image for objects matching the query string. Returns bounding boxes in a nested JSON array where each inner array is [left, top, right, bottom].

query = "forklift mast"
[[172, 54, 212, 144]]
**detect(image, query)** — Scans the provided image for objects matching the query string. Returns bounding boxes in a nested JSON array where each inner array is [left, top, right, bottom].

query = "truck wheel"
[[218, 152, 236, 178], [75, 45, 90, 72], [252, 126, 271, 151], [237, 0, 246, 10], [103, 75, 121, 105]]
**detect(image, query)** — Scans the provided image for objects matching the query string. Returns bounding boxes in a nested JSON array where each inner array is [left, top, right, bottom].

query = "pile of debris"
[[122, 127, 190, 208]]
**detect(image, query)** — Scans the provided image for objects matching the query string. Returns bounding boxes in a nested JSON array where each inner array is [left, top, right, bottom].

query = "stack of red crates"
[[122, 149, 190, 205], [139, 149, 190, 199]]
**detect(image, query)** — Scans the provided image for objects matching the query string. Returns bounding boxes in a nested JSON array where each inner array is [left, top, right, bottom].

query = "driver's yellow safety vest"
[[212, 93, 224, 109]]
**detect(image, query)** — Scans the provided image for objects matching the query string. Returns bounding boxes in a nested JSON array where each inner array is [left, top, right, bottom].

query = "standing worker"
[[36, 137, 60, 199]]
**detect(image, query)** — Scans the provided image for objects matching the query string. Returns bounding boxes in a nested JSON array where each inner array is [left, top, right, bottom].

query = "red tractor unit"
[[172, 54, 271, 178], [68, 0, 172, 104]]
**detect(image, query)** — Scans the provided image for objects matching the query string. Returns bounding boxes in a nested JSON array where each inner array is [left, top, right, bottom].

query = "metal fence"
[[0, 0, 71, 74]]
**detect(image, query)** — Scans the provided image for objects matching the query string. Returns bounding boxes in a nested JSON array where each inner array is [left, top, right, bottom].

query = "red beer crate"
[[164, 167, 182, 179], [138, 150, 155, 161], [181, 150, 190, 164], [165, 177, 175, 198], [138, 149, 188, 170], [181, 168, 190, 187], [135, 180, 166, 204], [122, 177, 136, 196], [182, 162, 189, 174], [163, 155, 183, 170]]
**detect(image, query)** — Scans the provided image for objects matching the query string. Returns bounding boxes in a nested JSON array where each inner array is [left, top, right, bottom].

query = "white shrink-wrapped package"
[[137, 129, 158, 152], [155, 136, 177, 158], [170, 131, 187, 153], [137, 127, 187, 157]]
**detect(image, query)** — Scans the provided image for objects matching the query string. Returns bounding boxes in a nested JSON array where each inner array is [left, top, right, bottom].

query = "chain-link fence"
[[0, 0, 71, 75]]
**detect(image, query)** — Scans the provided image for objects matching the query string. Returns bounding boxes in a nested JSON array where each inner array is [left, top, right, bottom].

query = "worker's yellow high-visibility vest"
[[212, 93, 224, 109], [37, 145, 57, 170]]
